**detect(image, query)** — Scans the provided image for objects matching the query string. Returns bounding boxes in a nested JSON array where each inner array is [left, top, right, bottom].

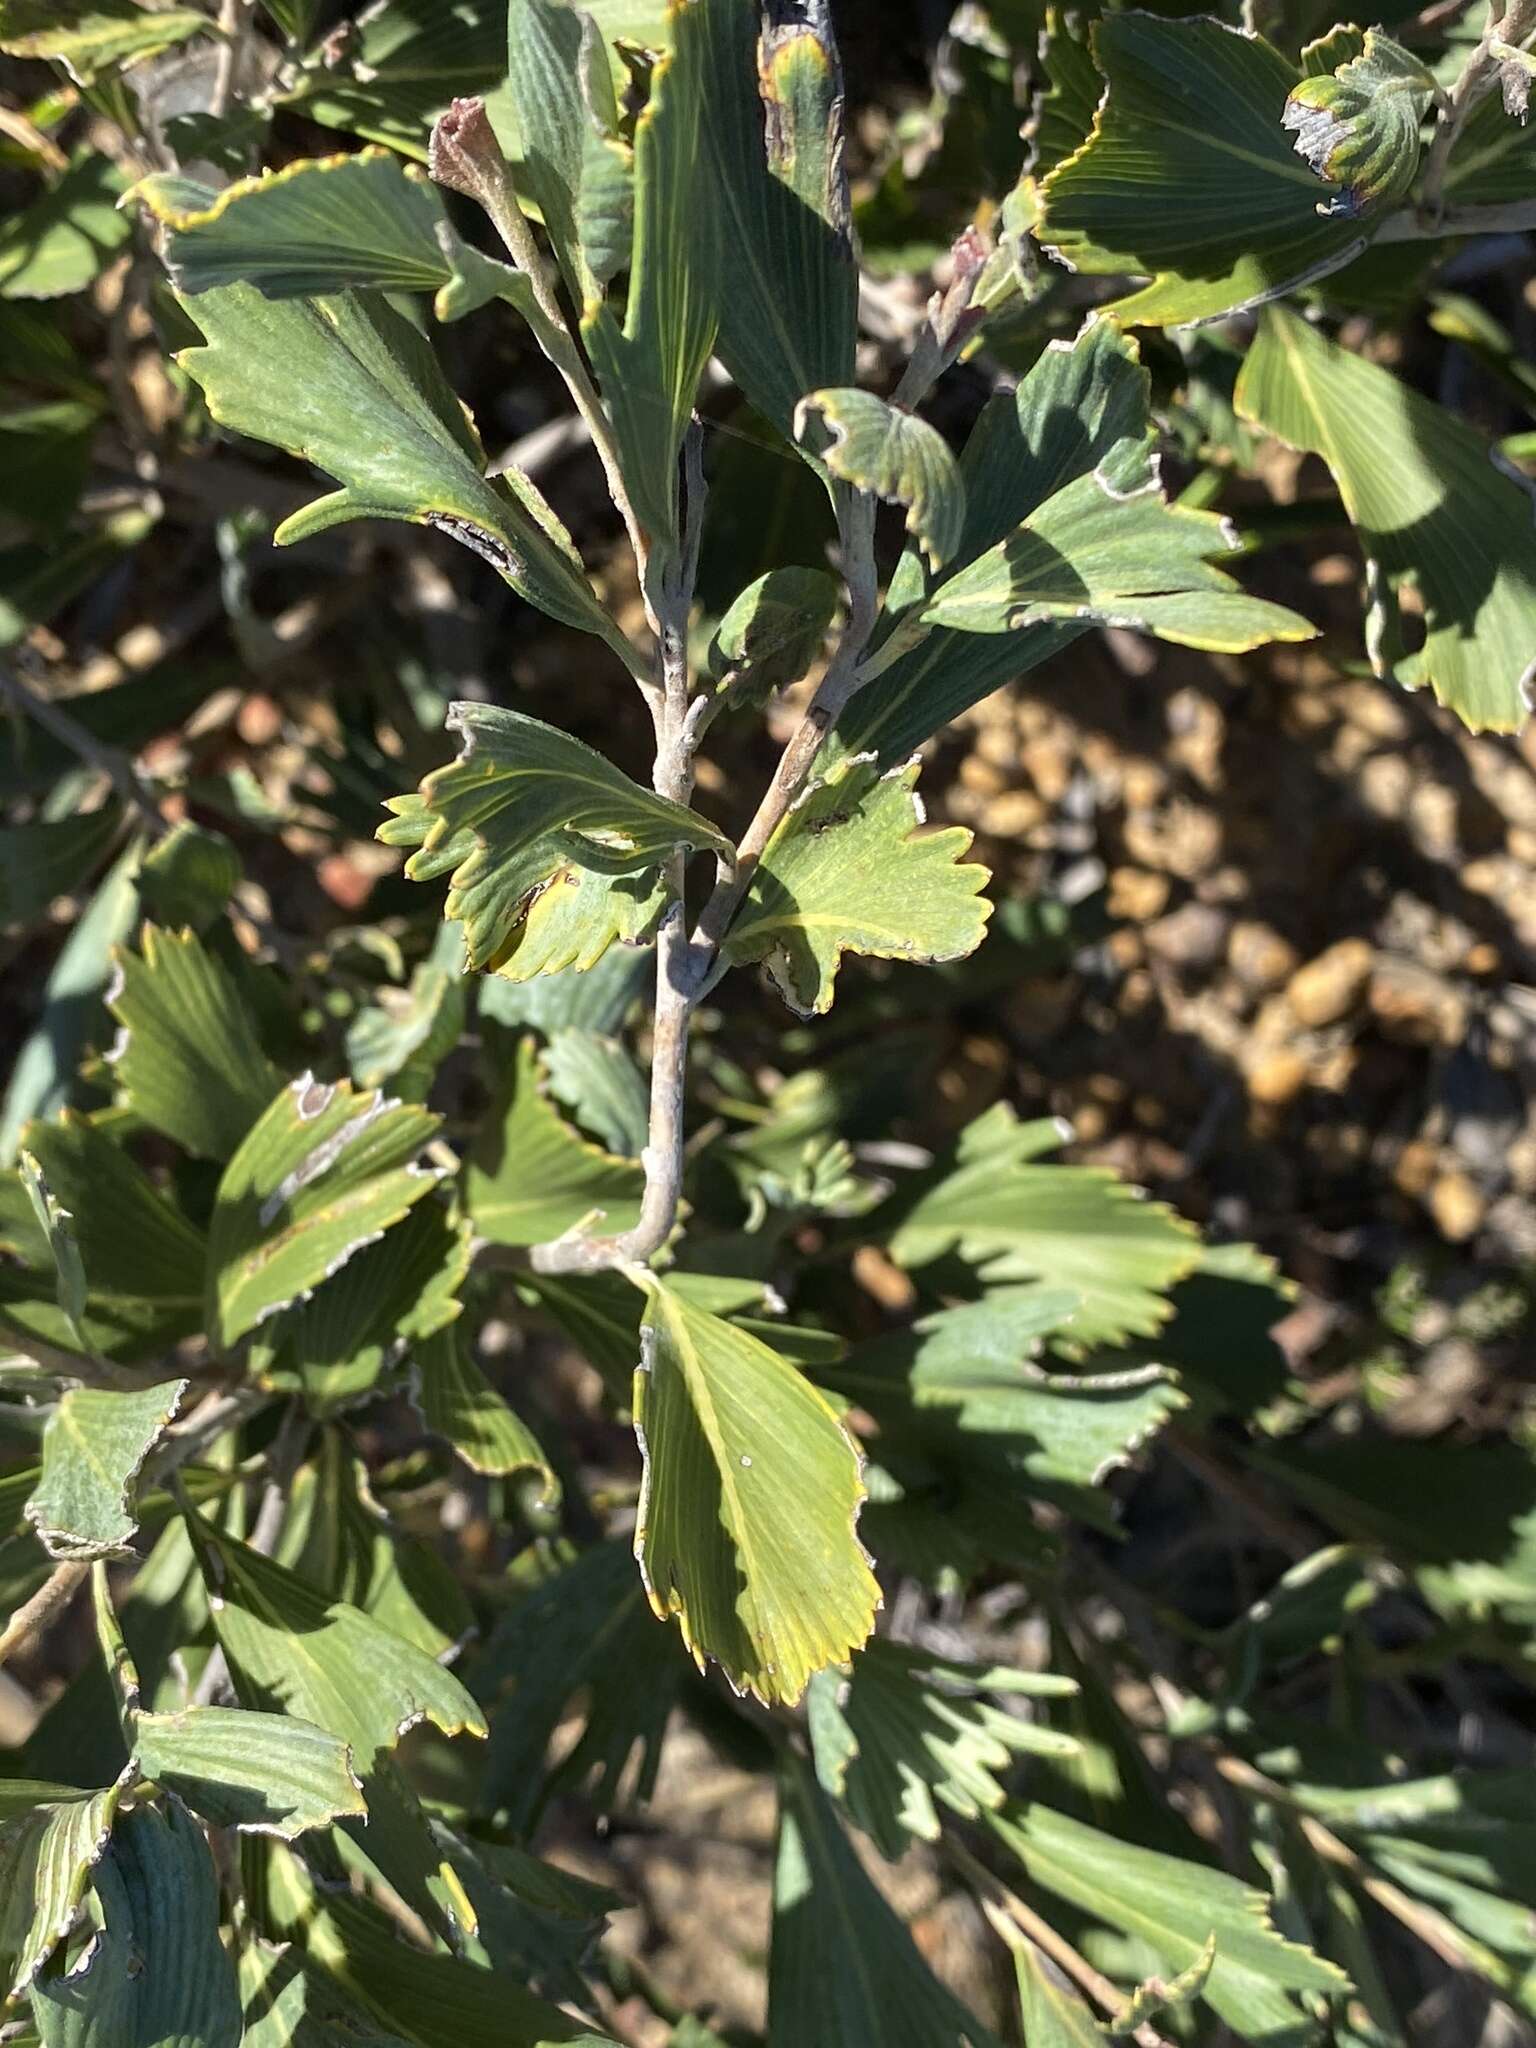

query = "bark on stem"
[[1419, 0, 1536, 218]]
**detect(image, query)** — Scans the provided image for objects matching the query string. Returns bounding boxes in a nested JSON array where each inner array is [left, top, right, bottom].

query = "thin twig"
[[0, 664, 164, 838], [1419, 0, 1536, 218], [210, 0, 253, 120], [0, 1562, 90, 1672], [951, 1842, 1173, 2048]]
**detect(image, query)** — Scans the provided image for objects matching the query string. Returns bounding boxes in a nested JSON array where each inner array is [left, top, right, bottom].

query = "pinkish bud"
[[428, 96, 511, 213]]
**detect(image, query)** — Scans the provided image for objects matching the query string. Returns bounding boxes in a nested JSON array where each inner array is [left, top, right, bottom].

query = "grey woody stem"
[[1419, 0, 1536, 217], [529, 482, 881, 1277]]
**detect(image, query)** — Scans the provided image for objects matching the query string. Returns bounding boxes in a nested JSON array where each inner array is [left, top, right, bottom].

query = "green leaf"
[[807, 1639, 1078, 1861], [1282, 29, 1434, 218], [797, 388, 964, 569], [472, 1541, 680, 1829], [1, 1112, 205, 1363], [466, 1036, 643, 1247], [1009, 1939, 1108, 2047], [238, 1942, 414, 2048], [136, 149, 533, 323], [0, 153, 129, 302], [248, 1198, 469, 1412], [106, 925, 280, 1162], [1028, 10, 1102, 180], [1234, 305, 1536, 734], [542, 1028, 650, 1157], [0, 0, 206, 83], [723, 754, 992, 1015], [836, 317, 1151, 764], [381, 702, 727, 974], [251, 1839, 615, 2048], [17, 1149, 87, 1345], [1037, 16, 1368, 326], [184, 1511, 486, 1941], [205, 1074, 441, 1351], [922, 455, 1315, 653], [25, 1380, 186, 1561], [131, 1706, 364, 1839], [501, 0, 621, 303], [886, 1106, 1201, 1348], [135, 821, 242, 933], [0, 1781, 126, 1995], [768, 1754, 1000, 2048], [30, 1801, 241, 2048], [411, 1328, 556, 1493], [295, 0, 506, 156], [174, 286, 638, 668], [346, 952, 467, 1103], [583, 1, 718, 557], [0, 806, 120, 926], [693, 0, 856, 437], [708, 565, 841, 695], [634, 1277, 879, 1705], [990, 1803, 1348, 2045]]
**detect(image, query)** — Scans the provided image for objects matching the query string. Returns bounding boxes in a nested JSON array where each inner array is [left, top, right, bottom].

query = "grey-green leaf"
[[797, 388, 965, 569], [26, 1380, 187, 1561], [1283, 29, 1434, 218], [131, 1706, 366, 1839]]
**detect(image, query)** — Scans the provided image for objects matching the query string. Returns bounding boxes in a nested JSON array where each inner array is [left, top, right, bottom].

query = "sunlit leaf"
[[708, 565, 841, 696], [724, 754, 992, 1015], [886, 1105, 1201, 1347], [808, 1639, 1078, 1860], [174, 286, 638, 666], [991, 1803, 1348, 2044], [0, 0, 206, 83], [797, 388, 965, 569], [0, 1780, 126, 1995], [1283, 29, 1434, 218], [0, 153, 130, 302], [634, 1277, 879, 1705], [136, 148, 534, 322], [1235, 305, 1536, 733], [25, 1380, 186, 1561], [1037, 16, 1368, 325], [132, 1706, 365, 1840], [205, 1074, 441, 1350], [380, 703, 727, 974]]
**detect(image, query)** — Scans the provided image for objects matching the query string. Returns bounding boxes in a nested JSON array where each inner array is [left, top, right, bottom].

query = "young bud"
[[428, 95, 513, 216]]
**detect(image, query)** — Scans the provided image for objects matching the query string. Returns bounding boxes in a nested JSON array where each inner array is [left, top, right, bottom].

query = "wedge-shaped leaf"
[[137, 149, 532, 322], [886, 1105, 1200, 1348], [825, 1291, 1186, 1530], [1235, 305, 1536, 734], [31, 1801, 241, 2048], [502, 0, 625, 303], [25, 1380, 186, 1562], [991, 1803, 1348, 2045], [473, 1540, 680, 1829], [724, 754, 991, 1015], [924, 459, 1314, 653], [412, 1328, 556, 1494], [808, 1640, 1077, 1861], [0, 806, 120, 926], [1441, 84, 1536, 206], [1038, 16, 1368, 326], [1028, 10, 1101, 180], [0, 1780, 126, 1995], [249, 1199, 469, 1412], [174, 286, 637, 667], [106, 925, 280, 1162], [1283, 29, 1434, 218], [708, 565, 841, 695], [466, 1035, 643, 1247], [693, 0, 856, 436], [0, 0, 205, 82], [838, 318, 1152, 764], [769, 1755, 1000, 2047], [381, 703, 727, 974], [634, 1278, 879, 1705], [583, 1, 718, 557], [1009, 1939, 1108, 2046], [471, 855, 665, 983], [185, 1512, 485, 1941], [543, 1028, 649, 1157], [797, 389, 964, 569], [251, 1839, 615, 2048], [132, 1707, 365, 1839], [205, 1074, 441, 1350], [1, 1113, 205, 1363]]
